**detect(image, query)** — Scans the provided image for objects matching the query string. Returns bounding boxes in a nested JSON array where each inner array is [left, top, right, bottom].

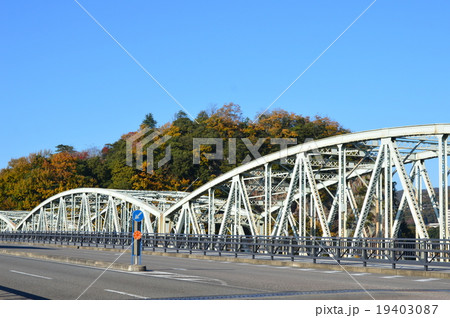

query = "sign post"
[[131, 210, 144, 266]]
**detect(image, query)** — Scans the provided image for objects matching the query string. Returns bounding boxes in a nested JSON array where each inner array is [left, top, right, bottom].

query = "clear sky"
[[1, 0, 449, 169]]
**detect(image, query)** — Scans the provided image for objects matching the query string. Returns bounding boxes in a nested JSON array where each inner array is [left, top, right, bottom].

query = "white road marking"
[[10, 270, 52, 280], [319, 270, 341, 274], [220, 261, 231, 264], [104, 289, 147, 299], [381, 275, 403, 279], [296, 268, 315, 271], [414, 278, 440, 282], [144, 271, 173, 276], [178, 275, 208, 280], [171, 268, 187, 271], [133, 270, 227, 285], [351, 273, 370, 276]]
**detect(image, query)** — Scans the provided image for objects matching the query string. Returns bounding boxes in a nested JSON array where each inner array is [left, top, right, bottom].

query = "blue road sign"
[[132, 210, 144, 222]]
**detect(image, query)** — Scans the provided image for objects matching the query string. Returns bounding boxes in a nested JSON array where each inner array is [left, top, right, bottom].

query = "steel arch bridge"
[[1, 124, 449, 240]]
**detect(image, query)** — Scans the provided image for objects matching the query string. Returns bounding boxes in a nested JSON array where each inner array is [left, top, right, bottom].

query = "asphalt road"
[[1, 244, 450, 300]]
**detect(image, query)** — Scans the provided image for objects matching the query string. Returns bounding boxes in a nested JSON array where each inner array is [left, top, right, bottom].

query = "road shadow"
[[0, 285, 48, 300], [0, 245, 56, 250]]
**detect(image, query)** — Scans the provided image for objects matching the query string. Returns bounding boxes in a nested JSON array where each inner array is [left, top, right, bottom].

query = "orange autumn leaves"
[[0, 151, 96, 210]]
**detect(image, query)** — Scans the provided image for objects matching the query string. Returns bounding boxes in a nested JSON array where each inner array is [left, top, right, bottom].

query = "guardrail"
[[1, 231, 450, 271]]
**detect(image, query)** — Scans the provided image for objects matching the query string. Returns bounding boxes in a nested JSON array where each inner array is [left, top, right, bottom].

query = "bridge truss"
[[1, 124, 449, 240]]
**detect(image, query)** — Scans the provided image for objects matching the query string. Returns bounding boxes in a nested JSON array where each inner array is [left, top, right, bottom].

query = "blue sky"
[[1, 0, 449, 169]]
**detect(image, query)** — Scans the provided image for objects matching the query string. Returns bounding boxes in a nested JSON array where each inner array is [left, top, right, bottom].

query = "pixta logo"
[[126, 130, 321, 174], [192, 138, 297, 165], [126, 127, 172, 173]]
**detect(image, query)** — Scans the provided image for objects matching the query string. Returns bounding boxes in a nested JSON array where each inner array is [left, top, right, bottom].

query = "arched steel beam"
[[164, 124, 450, 218], [16, 188, 163, 230]]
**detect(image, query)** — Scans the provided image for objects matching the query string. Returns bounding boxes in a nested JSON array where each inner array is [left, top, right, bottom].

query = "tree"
[[55, 144, 75, 153], [141, 113, 157, 129]]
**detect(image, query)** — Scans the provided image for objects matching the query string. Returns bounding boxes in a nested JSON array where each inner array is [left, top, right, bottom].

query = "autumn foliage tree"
[[0, 151, 96, 210], [0, 104, 349, 211]]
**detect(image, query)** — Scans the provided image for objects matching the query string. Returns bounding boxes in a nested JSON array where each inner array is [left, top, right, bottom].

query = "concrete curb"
[[1, 240, 449, 278]]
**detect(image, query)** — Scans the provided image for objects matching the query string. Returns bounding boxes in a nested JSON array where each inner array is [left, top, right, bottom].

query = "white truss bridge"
[[1, 124, 449, 240]]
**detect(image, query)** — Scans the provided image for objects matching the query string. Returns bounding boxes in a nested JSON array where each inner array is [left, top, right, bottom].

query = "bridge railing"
[[1, 231, 450, 270]]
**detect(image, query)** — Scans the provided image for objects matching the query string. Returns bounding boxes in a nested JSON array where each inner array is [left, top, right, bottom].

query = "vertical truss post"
[[184, 203, 190, 234], [415, 163, 422, 238], [311, 198, 316, 236], [264, 163, 272, 236], [384, 145, 392, 238], [70, 194, 75, 231], [377, 171, 383, 237], [234, 177, 239, 235], [439, 135, 449, 239], [338, 144, 347, 237], [298, 158, 304, 237], [95, 194, 99, 232], [208, 188, 215, 235], [303, 193, 307, 237]]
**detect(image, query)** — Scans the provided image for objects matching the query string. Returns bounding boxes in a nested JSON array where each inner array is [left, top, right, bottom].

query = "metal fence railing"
[[1, 231, 450, 271]]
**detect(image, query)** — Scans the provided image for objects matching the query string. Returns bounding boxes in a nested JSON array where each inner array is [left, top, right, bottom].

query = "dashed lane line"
[[10, 270, 52, 280], [104, 289, 147, 299], [414, 278, 440, 282], [318, 270, 341, 274]]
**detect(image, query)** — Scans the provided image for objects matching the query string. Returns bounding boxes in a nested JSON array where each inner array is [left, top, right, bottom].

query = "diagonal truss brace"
[[302, 154, 331, 237], [353, 144, 385, 238], [272, 155, 300, 237], [388, 139, 429, 239]]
